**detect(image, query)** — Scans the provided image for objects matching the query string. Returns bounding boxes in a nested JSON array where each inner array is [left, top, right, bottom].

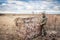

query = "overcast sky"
[[0, 0, 60, 14]]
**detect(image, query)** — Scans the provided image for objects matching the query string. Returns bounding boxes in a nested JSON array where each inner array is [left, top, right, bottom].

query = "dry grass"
[[0, 14, 60, 40]]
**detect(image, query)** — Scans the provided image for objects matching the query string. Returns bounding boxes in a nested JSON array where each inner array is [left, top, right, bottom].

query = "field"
[[0, 14, 60, 40]]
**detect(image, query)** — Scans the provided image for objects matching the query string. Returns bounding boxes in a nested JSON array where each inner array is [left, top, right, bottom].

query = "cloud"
[[0, 0, 60, 14]]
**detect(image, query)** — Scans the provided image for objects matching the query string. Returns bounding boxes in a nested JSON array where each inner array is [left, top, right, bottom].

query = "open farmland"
[[0, 14, 60, 40]]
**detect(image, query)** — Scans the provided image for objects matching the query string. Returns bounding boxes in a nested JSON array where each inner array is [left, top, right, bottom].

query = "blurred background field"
[[0, 14, 60, 40]]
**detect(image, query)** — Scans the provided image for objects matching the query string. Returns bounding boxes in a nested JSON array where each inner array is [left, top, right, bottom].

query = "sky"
[[0, 0, 60, 14]]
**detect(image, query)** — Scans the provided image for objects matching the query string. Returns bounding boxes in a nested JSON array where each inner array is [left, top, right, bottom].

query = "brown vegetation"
[[0, 14, 60, 40]]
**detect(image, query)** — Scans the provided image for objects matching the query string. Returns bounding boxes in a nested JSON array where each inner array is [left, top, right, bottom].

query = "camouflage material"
[[15, 17, 41, 40], [40, 13, 47, 36]]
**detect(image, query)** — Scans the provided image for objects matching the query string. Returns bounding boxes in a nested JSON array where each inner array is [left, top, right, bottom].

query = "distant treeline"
[[0, 14, 5, 16]]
